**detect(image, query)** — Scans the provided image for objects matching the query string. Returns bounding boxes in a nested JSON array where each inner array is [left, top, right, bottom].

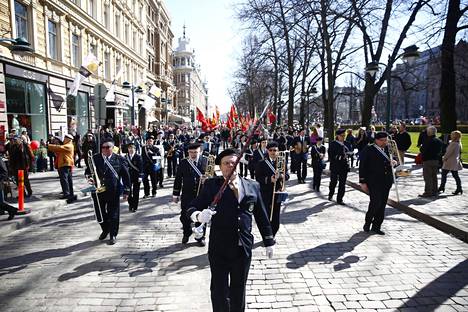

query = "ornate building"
[[172, 28, 208, 124], [0, 0, 173, 148]]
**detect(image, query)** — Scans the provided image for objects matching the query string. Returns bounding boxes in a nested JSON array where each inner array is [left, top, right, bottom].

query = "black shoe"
[[197, 238, 206, 247], [363, 224, 370, 233], [132, 208, 137, 213], [7, 211, 15, 220], [99, 231, 109, 240], [25, 192, 32, 198], [438, 187, 445, 193], [59, 194, 70, 200], [152, 193, 156, 198], [371, 229, 385, 235], [182, 236, 189, 244], [328, 194, 333, 201], [66, 195, 77, 204], [109, 236, 117, 245], [142, 195, 149, 199], [453, 189, 463, 195], [159, 184, 164, 188], [337, 200, 345, 205]]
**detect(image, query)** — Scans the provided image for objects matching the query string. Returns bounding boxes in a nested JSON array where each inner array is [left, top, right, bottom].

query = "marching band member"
[[173, 143, 208, 246], [187, 148, 275, 312], [359, 132, 394, 235], [247, 140, 257, 179], [142, 136, 160, 198], [125, 142, 143, 212], [86, 138, 131, 245], [328, 129, 350, 204], [255, 141, 289, 236], [164, 133, 179, 178], [311, 137, 326, 192], [251, 137, 267, 178], [292, 129, 310, 184], [154, 131, 166, 188]]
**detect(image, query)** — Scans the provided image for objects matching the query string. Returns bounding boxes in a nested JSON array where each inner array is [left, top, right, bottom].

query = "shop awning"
[[167, 113, 191, 124]]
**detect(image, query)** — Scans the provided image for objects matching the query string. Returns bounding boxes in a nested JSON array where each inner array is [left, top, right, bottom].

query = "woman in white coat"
[[438, 130, 463, 195]]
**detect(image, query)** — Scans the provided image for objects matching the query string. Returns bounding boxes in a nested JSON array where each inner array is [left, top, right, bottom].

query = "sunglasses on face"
[[268, 149, 278, 152], [101, 145, 113, 149]]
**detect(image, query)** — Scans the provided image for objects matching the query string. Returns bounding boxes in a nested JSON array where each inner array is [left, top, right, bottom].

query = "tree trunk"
[[439, 0, 460, 133], [361, 75, 377, 127]]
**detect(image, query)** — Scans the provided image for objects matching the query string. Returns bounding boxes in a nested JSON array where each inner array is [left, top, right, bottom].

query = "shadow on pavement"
[[397, 259, 468, 310], [139, 212, 179, 222], [281, 201, 334, 225], [285, 232, 370, 271], [0, 240, 101, 272], [57, 242, 188, 281], [159, 252, 209, 275], [40, 215, 95, 227]]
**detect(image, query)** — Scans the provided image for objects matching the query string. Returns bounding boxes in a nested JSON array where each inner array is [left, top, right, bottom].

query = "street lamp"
[[365, 45, 420, 130], [122, 81, 143, 126], [0, 37, 34, 54]]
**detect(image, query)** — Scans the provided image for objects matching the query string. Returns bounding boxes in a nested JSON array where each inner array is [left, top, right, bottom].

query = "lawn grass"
[[407, 132, 468, 163]]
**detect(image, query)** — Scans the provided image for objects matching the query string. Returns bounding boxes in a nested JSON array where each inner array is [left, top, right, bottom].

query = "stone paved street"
[[0, 168, 467, 312]]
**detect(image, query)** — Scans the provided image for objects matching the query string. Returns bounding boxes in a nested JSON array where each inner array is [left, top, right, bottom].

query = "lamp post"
[[308, 87, 318, 130], [365, 45, 420, 131], [122, 81, 143, 126], [0, 37, 34, 54]]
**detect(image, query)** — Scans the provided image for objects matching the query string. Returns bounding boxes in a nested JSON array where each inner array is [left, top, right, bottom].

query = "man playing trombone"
[[255, 141, 289, 237], [359, 132, 395, 235]]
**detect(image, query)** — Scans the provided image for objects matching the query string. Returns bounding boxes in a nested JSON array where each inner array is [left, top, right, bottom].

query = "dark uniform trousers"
[[366, 184, 391, 230], [142, 168, 157, 196], [296, 155, 307, 182], [188, 177, 275, 312], [94, 191, 121, 237], [329, 170, 347, 201], [128, 181, 140, 210]]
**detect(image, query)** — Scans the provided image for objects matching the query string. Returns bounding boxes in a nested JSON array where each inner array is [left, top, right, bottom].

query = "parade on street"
[[1, 0, 468, 311]]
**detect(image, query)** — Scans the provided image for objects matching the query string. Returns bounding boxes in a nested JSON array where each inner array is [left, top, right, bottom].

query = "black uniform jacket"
[[328, 140, 350, 172], [252, 148, 267, 168], [142, 145, 161, 171], [311, 145, 326, 167], [86, 153, 131, 196], [173, 156, 208, 209], [292, 136, 311, 159], [125, 153, 143, 182], [255, 158, 290, 208], [187, 176, 275, 258], [359, 144, 394, 187]]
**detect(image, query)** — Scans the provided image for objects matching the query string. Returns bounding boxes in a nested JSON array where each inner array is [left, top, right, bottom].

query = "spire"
[[183, 24, 186, 39]]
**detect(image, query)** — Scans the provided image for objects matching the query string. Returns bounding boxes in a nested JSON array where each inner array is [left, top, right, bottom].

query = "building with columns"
[[0, 0, 173, 149], [172, 28, 208, 124]]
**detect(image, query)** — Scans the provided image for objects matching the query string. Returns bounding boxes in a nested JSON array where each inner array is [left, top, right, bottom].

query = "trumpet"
[[196, 155, 216, 196], [386, 139, 401, 202], [270, 151, 288, 221]]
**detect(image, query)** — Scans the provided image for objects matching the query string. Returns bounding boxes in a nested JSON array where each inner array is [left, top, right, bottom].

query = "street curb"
[[340, 174, 468, 243], [1, 199, 64, 236]]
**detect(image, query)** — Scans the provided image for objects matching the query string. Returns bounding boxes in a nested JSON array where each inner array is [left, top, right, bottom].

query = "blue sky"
[[166, 0, 242, 113]]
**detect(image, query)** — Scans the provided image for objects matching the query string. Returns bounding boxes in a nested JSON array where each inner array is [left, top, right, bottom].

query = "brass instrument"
[[270, 151, 288, 221], [388, 139, 411, 177], [83, 150, 105, 224], [167, 145, 175, 158], [197, 155, 216, 195], [386, 139, 401, 202]]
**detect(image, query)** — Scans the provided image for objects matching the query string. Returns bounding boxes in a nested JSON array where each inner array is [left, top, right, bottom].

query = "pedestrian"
[[359, 132, 395, 235], [355, 127, 368, 166], [255, 141, 289, 237], [82, 133, 97, 168], [311, 137, 326, 192], [419, 126, 443, 198], [438, 130, 463, 195], [394, 123, 412, 165], [46, 134, 56, 171], [292, 129, 310, 184], [0, 157, 17, 220], [85, 138, 130, 245], [173, 142, 208, 246], [345, 129, 356, 167], [9, 136, 34, 198], [74, 134, 83, 168], [125, 142, 143, 212], [47, 134, 77, 202], [187, 148, 275, 312], [142, 136, 160, 198], [328, 129, 350, 205]]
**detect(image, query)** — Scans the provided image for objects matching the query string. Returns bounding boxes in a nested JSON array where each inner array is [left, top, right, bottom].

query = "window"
[[48, 20, 58, 59], [115, 15, 120, 38], [90, 43, 96, 56], [104, 52, 110, 79], [71, 34, 80, 67], [14, 1, 29, 41], [125, 24, 129, 44], [116, 58, 122, 82], [103, 4, 110, 28], [133, 31, 136, 49], [88, 0, 96, 18]]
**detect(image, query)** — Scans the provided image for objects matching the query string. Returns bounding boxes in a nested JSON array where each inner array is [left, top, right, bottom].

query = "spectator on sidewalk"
[[419, 126, 443, 198], [439, 130, 463, 195], [47, 134, 76, 202], [36, 140, 48, 172], [355, 127, 368, 167], [74, 134, 83, 168], [9, 136, 34, 197], [0, 157, 17, 220], [82, 133, 97, 168], [46, 134, 56, 171], [394, 123, 412, 165], [345, 129, 356, 167]]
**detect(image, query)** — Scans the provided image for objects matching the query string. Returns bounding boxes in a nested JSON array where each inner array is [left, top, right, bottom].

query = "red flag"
[[268, 108, 276, 124], [197, 107, 209, 130], [215, 106, 220, 123]]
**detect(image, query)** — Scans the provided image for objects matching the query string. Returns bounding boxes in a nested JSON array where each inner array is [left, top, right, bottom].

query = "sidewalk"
[[327, 155, 468, 242], [0, 168, 89, 236]]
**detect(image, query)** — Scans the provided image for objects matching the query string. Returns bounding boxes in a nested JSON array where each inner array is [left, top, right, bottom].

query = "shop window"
[[48, 20, 58, 60], [14, 1, 29, 41], [5, 77, 47, 141], [67, 91, 89, 136]]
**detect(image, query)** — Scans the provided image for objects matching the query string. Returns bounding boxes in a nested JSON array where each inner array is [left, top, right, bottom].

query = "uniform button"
[[238, 217, 241, 220]]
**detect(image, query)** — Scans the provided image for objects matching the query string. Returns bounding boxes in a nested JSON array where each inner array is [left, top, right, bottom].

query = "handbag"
[[415, 153, 423, 165]]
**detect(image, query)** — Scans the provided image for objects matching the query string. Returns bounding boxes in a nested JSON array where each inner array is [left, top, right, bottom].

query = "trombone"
[[270, 151, 288, 221], [197, 155, 216, 195]]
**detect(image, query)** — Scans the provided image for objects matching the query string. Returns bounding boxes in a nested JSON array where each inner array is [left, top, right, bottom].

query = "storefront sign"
[[5, 64, 48, 82]]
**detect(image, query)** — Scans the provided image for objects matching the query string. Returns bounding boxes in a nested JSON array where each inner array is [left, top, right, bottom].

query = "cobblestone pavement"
[[345, 156, 468, 231], [0, 168, 467, 312]]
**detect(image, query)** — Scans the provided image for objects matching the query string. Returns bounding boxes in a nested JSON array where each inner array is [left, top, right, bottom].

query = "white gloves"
[[172, 196, 180, 203], [199, 209, 216, 223], [265, 246, 274, 259]]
